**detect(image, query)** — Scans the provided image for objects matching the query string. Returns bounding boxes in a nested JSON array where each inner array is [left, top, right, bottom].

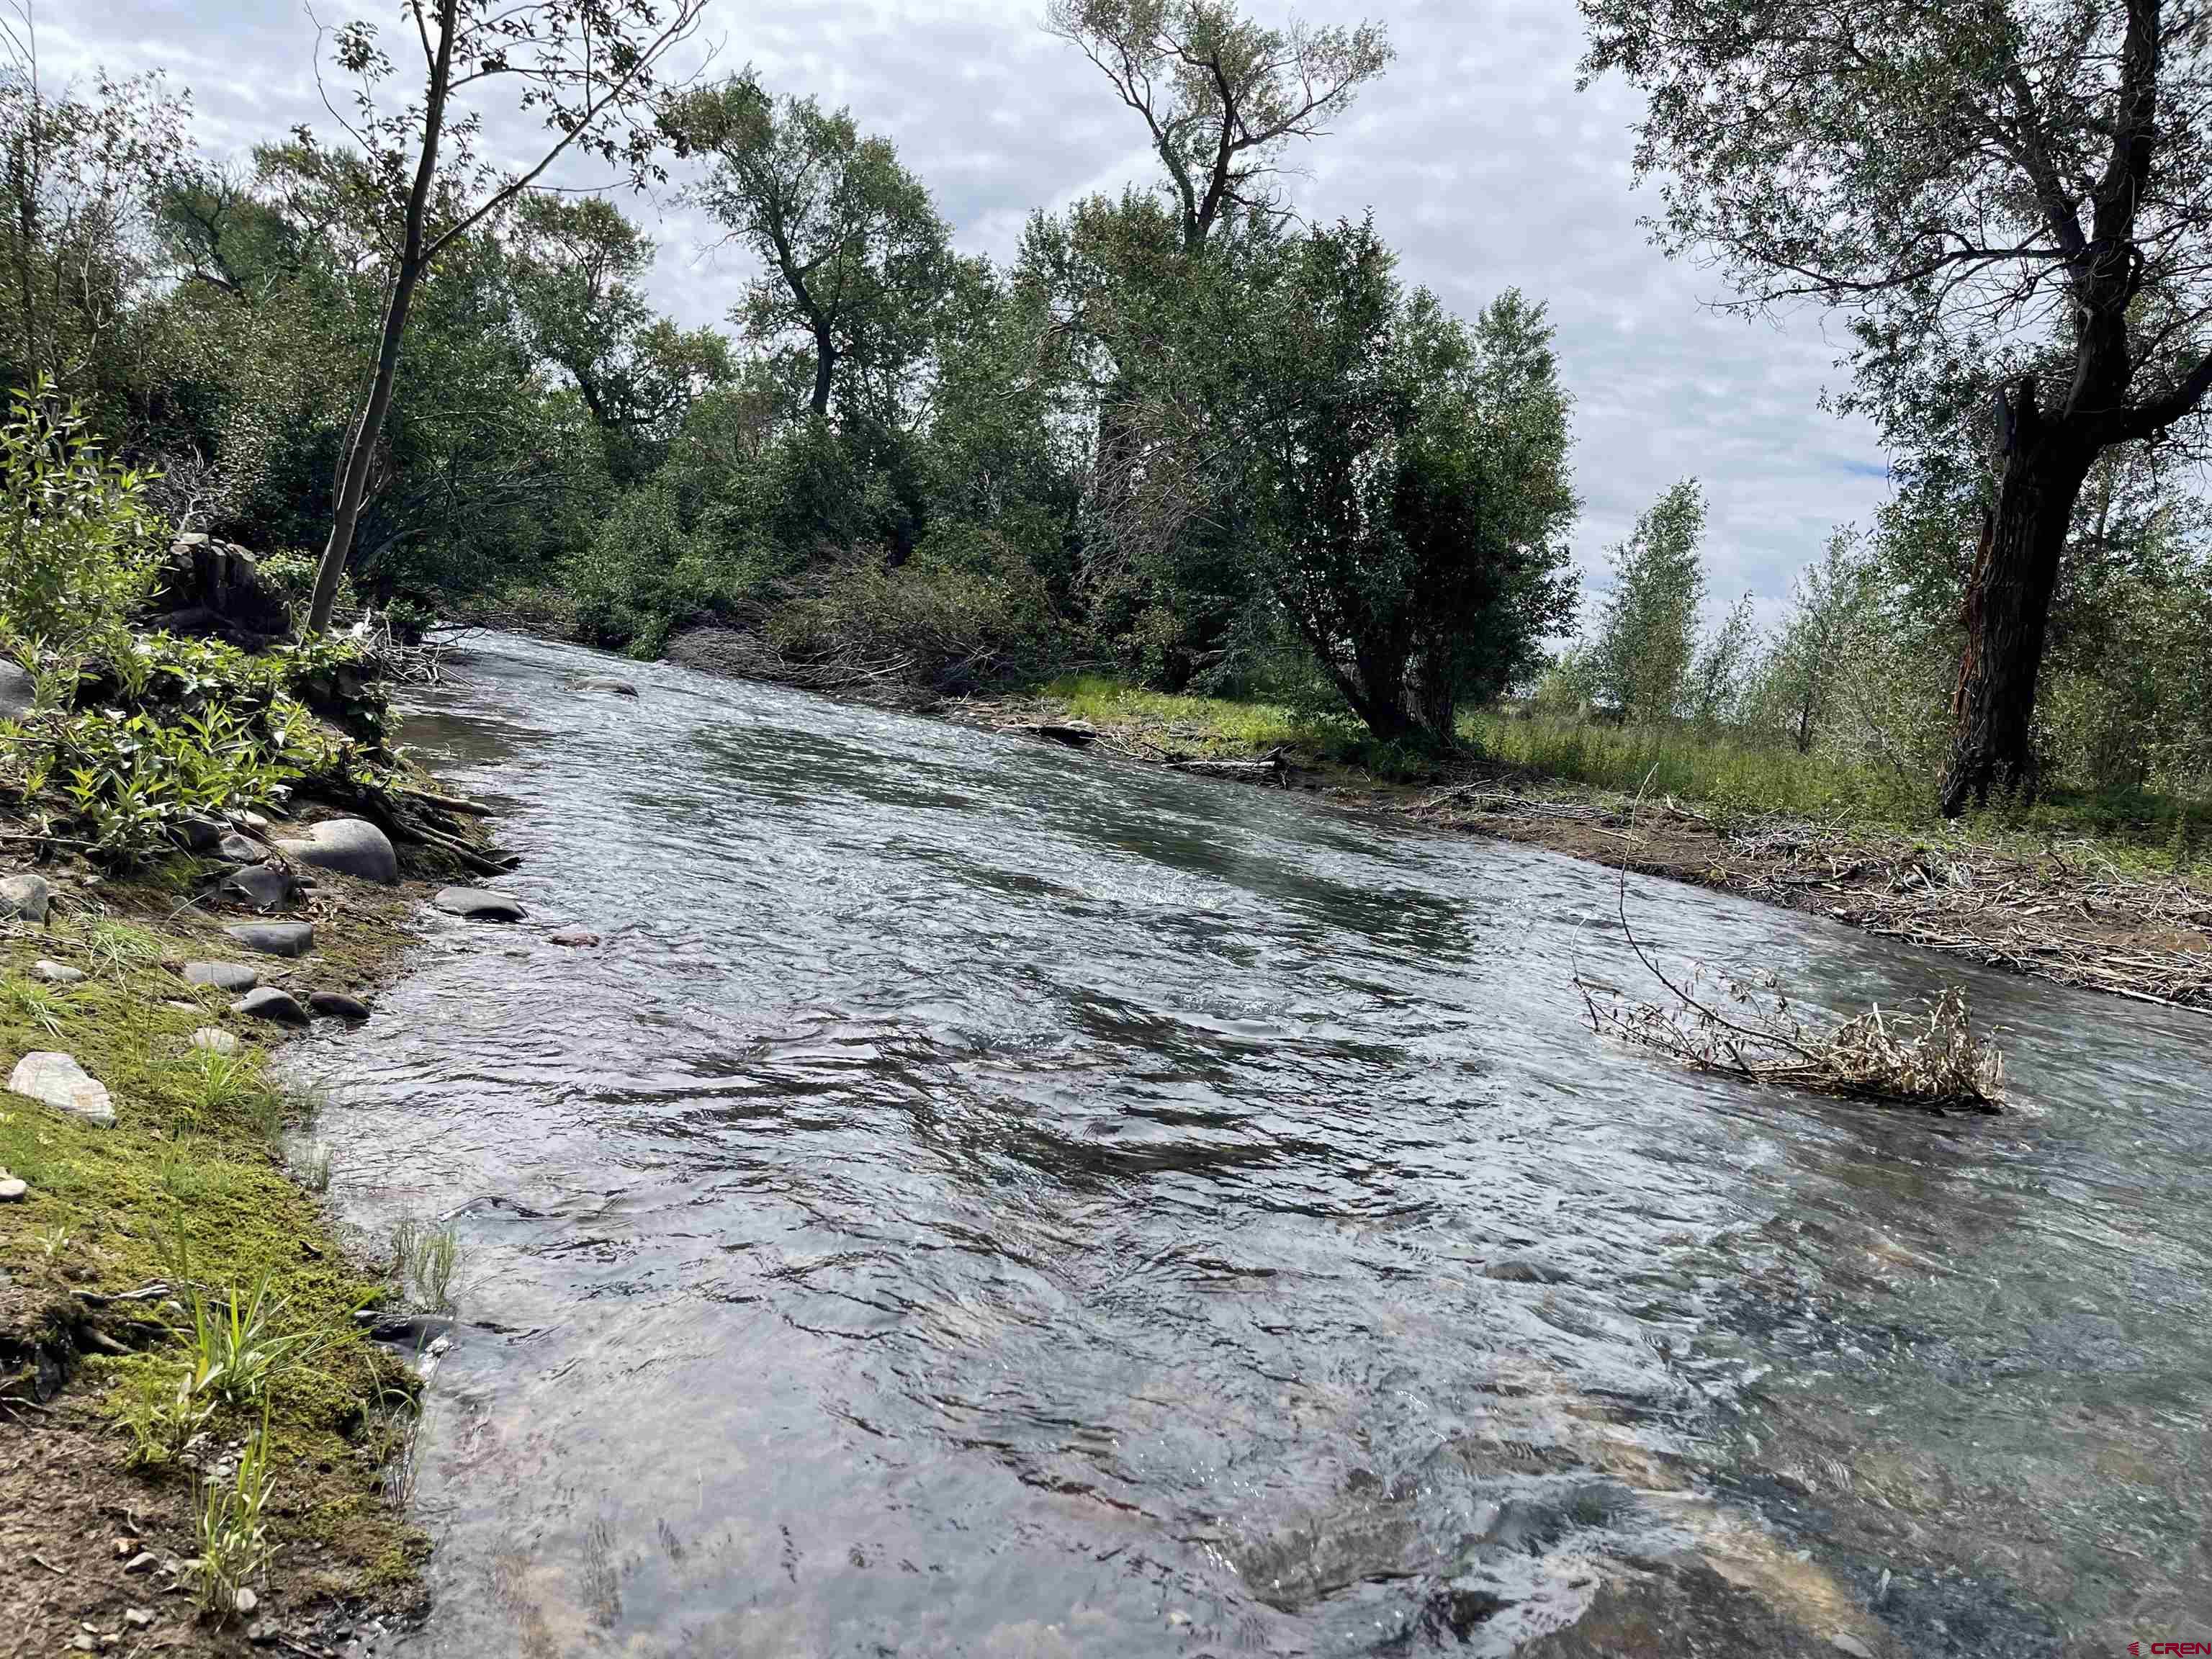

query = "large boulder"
[[225, 921, 315, 958], [8, 1052, 115, 1127], [0, 660, 32, 720], [151, 535, 292, 644], [0, 873, 50, 923], [276, 818, 398, 886]]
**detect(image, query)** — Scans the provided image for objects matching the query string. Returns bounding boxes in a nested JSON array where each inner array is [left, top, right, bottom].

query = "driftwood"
[[1172, 757, 1285, 783], [1575, 788, 2007, 1114]]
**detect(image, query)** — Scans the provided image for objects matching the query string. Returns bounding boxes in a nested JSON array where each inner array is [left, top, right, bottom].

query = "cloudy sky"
[[48, 0, 1891, 626]]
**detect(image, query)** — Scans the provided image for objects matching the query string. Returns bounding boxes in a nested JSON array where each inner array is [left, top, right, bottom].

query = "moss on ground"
[[0, 863, 439, 1626]]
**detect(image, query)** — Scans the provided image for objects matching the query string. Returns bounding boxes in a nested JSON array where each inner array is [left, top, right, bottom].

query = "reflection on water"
[[296, 634, 2212, 1657]]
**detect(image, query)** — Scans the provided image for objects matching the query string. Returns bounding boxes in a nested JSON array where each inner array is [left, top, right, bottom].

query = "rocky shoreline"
[[0, 798, 528, 1657]]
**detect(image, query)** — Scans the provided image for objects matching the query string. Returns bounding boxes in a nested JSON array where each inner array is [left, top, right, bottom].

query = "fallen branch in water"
[[1576, 777, 2007, 1115]]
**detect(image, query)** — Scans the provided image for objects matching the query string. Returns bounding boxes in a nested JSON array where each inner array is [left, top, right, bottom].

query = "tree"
[[1753, 529, 1879, 753], [0, 49, 189, 419], [298, 0, 705, 635], [1589, 479, 1704, 723], [662, 76, 954, 423], [1581, 0, 2212, 813], [1234, 221, 1576, 740], [1046, 0, 1392, 252], [508, 194, 729, 482]]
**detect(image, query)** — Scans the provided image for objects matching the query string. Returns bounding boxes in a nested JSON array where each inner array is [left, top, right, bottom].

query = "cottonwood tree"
[[1046, 0, 1392, 251], [1228, 221, 1576, 740], [508, 194, 729, 482], [1582, 0, 2212, 812], [662, 76, 954, 423], [299, 0, 706, 635], [1590, 479, 1704, 722], [1753, 528, 1880, 754]]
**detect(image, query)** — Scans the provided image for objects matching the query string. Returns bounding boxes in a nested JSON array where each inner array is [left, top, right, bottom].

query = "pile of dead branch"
[[1573, 782, 2008, 1115], [1578, 964, 2006, 1115]]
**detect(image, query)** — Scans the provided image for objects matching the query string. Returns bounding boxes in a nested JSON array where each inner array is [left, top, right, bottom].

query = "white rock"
[[32, 958, 84, 983], [190, 1028, 240, 1056], [232, 1586, 258, 1616], [7, 1051, 114, 1126], [0, 1176, 26, 1201]]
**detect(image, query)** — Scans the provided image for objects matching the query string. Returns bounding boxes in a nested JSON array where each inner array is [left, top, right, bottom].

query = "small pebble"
[[233, 1586, 258, 1615], [1830, 1636, 1875, 1659], [247, 1620, 277, 1646], [122, 1609, 153, 1629], [123, 1551, 158, 1574]]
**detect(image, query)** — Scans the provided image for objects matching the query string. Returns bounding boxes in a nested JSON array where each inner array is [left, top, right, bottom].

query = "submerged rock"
[[0, 872, 50, 922], [225, 922, 315, 958], [182, 961, 260, 992], [435, 886, 526, 922], [548, 927, 602, 948], [308, 991, 372, 1022], [232, 988, 310, 1027], [32, 959, 84, 984], [575, 677, 640, 698], [276, 817, 399, 886], [8, 1051, 115, 1126]]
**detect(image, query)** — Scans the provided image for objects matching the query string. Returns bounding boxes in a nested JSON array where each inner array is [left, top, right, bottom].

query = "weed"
[[297, 1142, 333, 1194], [35, 1224, 73, 1262], [189, 1410, 277, 1613], [73, 917, 164, 980], [120, 1385, 216, 1470], [387, 1213, 462, 1312], [2, 976, 68, 1037], [179, 1272, 325, 1410]]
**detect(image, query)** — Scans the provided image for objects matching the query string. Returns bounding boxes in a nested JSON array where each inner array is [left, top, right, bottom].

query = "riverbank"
[[940, 678, 2212, 1014], [0, 796, 500, 1655]]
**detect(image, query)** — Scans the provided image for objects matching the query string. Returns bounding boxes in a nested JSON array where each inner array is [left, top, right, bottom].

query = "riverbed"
[[299, 633, 2210, 1657]]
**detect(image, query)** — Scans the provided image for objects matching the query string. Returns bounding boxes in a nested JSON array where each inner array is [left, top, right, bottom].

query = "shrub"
[[0, 379, 166, 655]]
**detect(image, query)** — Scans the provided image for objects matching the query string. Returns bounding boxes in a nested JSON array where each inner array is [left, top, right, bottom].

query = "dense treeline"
[[6, 0, 2211, 811]]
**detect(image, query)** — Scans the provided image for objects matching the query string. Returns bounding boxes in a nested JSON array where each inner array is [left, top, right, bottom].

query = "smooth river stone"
[[8, 1051, 115, 1126], [434, 886, 526, 922], [275, 817, 399, 886], [0, 872, 50, 923], [182, 961, 260, 992], [190, 1028, 240, 1056], [307, 991, 372, 1022], [232, 988, 310, 1028], [220, 863, 295, 909], [32, 959, 84, 984], [225, 922, 315, 958]]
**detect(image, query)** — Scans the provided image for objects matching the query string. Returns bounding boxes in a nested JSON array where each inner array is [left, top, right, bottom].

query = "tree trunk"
[[810, 326, 836, 419], [304, 0, 456, 637], [1937, 421, 2093, 817]]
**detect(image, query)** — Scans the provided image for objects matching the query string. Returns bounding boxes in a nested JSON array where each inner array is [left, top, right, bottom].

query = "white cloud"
[[48, 0, 1891, 625]]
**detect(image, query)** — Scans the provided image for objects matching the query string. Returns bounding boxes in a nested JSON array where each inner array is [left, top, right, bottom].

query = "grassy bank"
[[0, 858, 448, 1651], [1030, 676, 2211, 870], [961, 677, 2212, 1010]]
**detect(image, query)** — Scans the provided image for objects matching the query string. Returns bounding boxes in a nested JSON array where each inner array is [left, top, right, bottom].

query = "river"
[[297, 633, 2210, 1657]]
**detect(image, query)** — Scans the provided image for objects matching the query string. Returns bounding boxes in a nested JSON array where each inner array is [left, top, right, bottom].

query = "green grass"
[[0, 881, 425, 1601], [1030, 676, 2212, 874]]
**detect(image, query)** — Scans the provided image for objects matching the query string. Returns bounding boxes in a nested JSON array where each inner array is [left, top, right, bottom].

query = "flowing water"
[[299, 634, 2211, 1658]]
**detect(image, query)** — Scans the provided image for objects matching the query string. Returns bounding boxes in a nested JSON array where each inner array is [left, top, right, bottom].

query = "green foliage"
[[0, 631, 387, 865], [0, 382, 165, 654], [1588, 479, 1706, 722], [179, 1268, 327, 1411], [189, 1410, 278, 1612]]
